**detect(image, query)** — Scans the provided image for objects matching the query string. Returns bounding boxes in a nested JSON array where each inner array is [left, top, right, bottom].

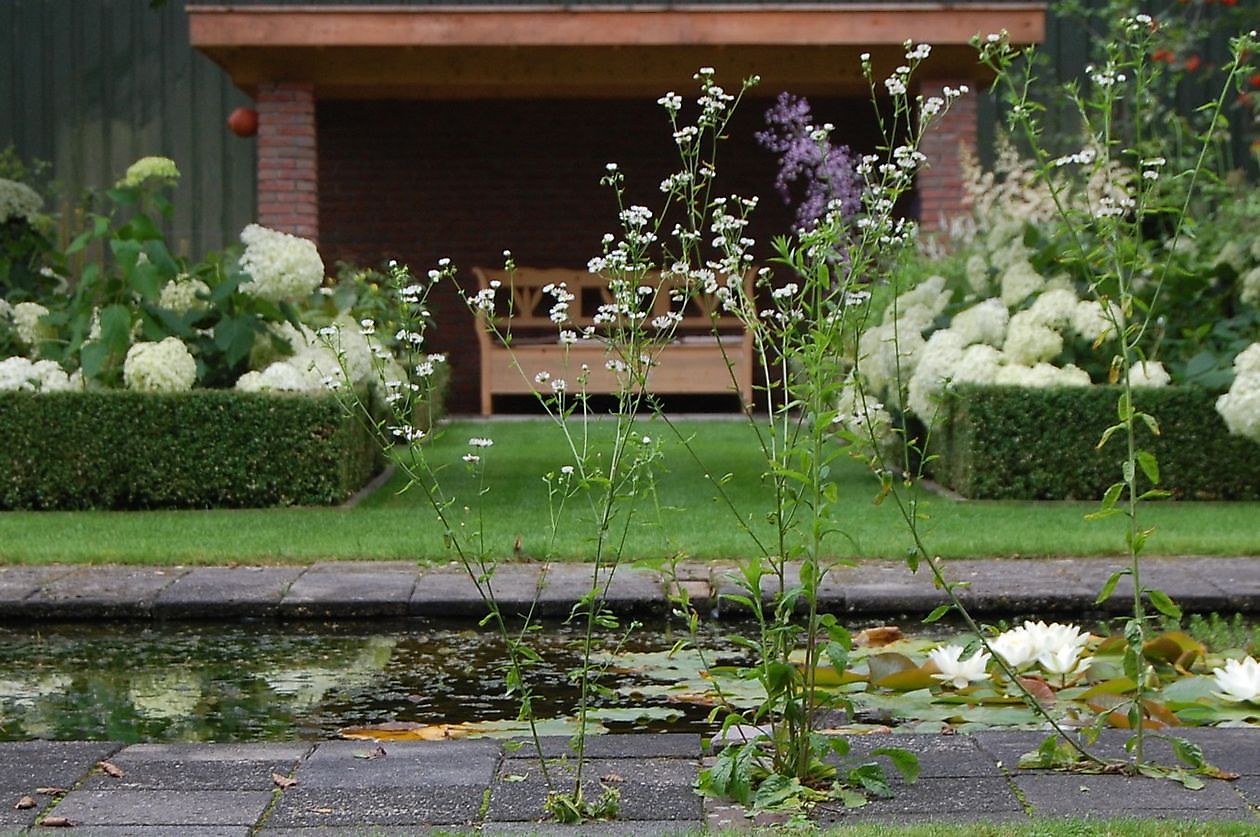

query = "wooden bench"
[[473, 267, 754, 415]]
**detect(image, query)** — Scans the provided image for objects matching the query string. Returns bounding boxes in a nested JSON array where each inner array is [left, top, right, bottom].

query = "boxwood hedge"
[[933, 384, 1260, 500], [0, 390, 384, 509]]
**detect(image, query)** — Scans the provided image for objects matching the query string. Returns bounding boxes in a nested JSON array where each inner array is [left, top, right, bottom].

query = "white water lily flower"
[[989, 626, 1038, 669], [1038, 644, 1093, 678], [1212, 657, 1260, 703], [928, 644, 991, 689]]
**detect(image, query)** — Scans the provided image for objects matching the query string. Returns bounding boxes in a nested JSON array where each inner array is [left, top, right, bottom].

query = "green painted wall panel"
[[0, 0, 256, 257]]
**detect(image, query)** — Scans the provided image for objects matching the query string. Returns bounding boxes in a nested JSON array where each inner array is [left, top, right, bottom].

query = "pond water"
[[0, 619, 754, 742]]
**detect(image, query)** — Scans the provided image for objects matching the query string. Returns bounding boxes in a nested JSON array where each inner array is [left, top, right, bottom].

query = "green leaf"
[[1095, 570, 1126, 605], [1136, 450, 1159, 486], [923, 604, 952, 624], [79, 340, 110, 380], [213, 315, 258, 367], [98, 304, 133, 354], [1146, 588, 1181, 620], [871, 747, 920, 784], [1139, 412, 1160, 436], [1171, 737, 1205, 769], [1099, 481, 1124, 511]]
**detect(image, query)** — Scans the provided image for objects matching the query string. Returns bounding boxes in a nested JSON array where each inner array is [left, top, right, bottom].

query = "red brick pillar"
[[916, 78, 977, 234], [256, 82, 318, 243]]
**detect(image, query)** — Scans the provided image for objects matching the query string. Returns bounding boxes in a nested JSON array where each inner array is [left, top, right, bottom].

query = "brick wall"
[[916, 78, 978, 234], [315, 96, 884, 412], [257, 82, 319, 242]]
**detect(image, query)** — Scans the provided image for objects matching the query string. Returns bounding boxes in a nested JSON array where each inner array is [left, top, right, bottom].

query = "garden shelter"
[[188, 1, 1046, 412]]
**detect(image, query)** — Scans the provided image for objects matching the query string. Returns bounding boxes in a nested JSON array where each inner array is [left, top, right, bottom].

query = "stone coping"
[[0, 556, 1257, 622], [3, 730, 1259, 833]]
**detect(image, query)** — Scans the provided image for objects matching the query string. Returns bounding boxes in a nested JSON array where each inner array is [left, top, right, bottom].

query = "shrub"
[[0, 390, 383, 509], [933, 384, 1260, 500]]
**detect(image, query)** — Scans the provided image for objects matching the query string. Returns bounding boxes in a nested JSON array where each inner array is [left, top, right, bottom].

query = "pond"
[[3, 614, 1255, 742], [0, 618, 752, 742]]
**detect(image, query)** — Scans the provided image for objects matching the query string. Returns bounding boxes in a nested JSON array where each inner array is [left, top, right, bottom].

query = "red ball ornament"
[[227, 107, 259, 138]]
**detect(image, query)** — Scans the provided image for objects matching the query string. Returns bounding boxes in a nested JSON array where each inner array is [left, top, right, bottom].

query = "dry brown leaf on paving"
[[272, 773, 298, 790], [34, 788, 67, 797], [352, 746, 387, 760], [13, 796, 35, 810], [40, 816, 76, 827], [97, 760, 125, 778], [600, 773, 624, 784]]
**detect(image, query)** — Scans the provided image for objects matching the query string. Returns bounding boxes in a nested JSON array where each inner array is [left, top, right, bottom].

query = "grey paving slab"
[[298, 740, 500, 789], [38, 828, 249, 837], [482, 822, 698, 835], [834, 733, 1004, 778], [79, 742, 308, 791], [0, 740, 121, 787], [812, 776, 1025, 824], [822, 560, 945, 616], [1232, 775, 1260, 808], [502, 735, 701, 760], [155, 566, 305, 618], [258, 829, 456, 836], [409, 566, 499, 617], [0, 566, 77, 609], [48, 789, 274, 826], [486, 758, 701, 822], [23, 567, 189, 619], [1178, 557, 1260, 611], [281, 565, 416, 618], [0, 786, 47, 831], [947, 559, 1104, 614], [526, 565, 667, 617], [265, 786, 483, 827], [1014, 772, 1253, 819]]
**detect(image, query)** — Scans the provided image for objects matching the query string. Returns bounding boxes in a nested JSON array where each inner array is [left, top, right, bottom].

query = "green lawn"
[[1, 417, 1258, 565]]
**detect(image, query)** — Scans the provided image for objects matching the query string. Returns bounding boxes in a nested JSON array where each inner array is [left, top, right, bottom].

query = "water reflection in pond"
[[0, 619, 749, 742]]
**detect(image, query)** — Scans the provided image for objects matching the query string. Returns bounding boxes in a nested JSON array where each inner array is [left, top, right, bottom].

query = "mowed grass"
[[1, 417, 1258, 565]]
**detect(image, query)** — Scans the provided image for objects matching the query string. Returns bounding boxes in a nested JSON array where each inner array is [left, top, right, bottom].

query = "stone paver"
[[156, 567, 305, 618], [280, 563, 417, 618], [486, 757, 701, 822], [50, 789, 274, 826], [1013, 773, 1252, 820], [79, 742, 310, 792], [22, 567, 188, 619]]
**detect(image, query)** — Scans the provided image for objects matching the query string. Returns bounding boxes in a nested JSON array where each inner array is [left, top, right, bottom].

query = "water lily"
[[1212, 657, 1260, 703], [928, 644, 991, 689], [1037, 644, 1093, 679], [989, 625, 1038, 669]]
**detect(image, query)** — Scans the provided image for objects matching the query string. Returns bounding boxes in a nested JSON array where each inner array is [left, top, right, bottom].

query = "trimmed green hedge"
[[933, 384, 1260, 500], [0, 391, 384, 509]]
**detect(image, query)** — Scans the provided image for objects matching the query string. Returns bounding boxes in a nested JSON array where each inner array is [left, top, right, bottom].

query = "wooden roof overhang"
[[188, 3, 1045, 99]]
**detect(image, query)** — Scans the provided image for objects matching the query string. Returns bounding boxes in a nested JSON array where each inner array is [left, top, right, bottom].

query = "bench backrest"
[[471, 267, 751, 339]]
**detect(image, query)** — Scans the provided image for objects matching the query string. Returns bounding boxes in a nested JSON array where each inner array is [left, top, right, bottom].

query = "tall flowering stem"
[[978, 22, 1258, 769], [324, 260, 555, 793]]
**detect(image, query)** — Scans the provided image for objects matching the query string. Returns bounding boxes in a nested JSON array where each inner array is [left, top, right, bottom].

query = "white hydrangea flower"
[[11, 302, 52, 349], [1215, 240, 1249, 274], [1004, 310, 1063, 366], [1071, 299, 1117, 342], [907, 329, 965, 418], [858, 318, 926, 401], [0, 178, 43, 223], [117, 156, 180, 189], [964, 253, 992, 295], [999, 260, 1045, 308], [887, 275, 949, 325], [951, 299, 1008, 347], [238, 223, 324, 302], [158, 276, 211, 314], [235, 361, 316, 393], [1234, 343, 1260, 376], [0, 357, 75, 391], [123, 337, 197, 392], [1241, 266, 1260, 309], [1217, 348, 1260, 443], [1127, 360, 1170, 388], [951, 344, 1004, 386], [1028, 288, 1080, 329]]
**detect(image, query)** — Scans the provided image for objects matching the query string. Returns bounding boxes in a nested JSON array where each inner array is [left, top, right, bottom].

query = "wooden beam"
[[190, 5, 1044, 48]]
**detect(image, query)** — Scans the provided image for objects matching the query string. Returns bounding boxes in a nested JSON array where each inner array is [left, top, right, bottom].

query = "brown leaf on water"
[[40, 816, 76, 827], [1016, 676, 1057, 707], [338, 721, 471, 741], [97, 760, 125, 778], [13, 796, 35, 810], [272, 773, 297, 790], [854, 626, 904, 648]]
